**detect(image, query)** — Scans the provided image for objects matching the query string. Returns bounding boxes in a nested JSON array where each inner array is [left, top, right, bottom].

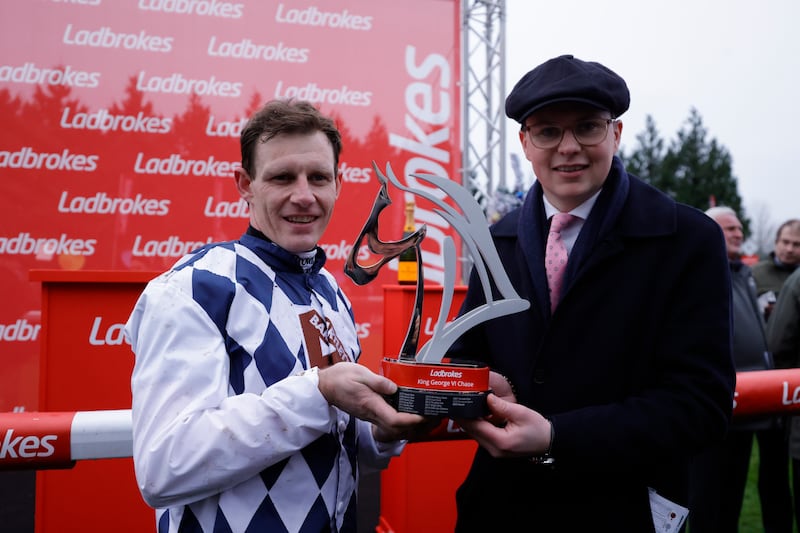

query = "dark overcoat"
[[449, 157, 735, 532]]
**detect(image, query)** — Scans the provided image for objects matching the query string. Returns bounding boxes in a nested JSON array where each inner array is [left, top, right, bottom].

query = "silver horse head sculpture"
[[345, 162, 529, 364]]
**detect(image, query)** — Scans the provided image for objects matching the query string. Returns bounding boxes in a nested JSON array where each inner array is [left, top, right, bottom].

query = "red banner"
[[0, 0, 462, 412]]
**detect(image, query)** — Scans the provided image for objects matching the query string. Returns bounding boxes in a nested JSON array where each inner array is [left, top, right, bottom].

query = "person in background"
[[752, 219, 800, 321], [448, 54, 735, 532], [752, 218, 800, 528], [767, 265, 800, 532], [125, 100, 429, 533], [688, 206, 788, 532]]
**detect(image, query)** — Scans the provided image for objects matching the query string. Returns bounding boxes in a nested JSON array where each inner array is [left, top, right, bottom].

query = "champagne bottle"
[[397, 201, 418, 285]]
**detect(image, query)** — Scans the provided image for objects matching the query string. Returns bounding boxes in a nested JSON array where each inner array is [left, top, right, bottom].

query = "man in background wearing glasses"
[[450, 55, 735, 532]]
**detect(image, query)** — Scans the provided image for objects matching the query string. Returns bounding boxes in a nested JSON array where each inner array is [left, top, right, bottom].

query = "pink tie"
[[546, 213, 576, 311]]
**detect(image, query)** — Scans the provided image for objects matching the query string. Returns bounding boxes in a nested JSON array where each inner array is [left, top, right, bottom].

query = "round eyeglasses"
[[523, 118, 614, 149]]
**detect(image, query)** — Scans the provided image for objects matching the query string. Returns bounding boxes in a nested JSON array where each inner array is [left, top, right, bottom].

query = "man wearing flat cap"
[[449, 55, 735, 531]]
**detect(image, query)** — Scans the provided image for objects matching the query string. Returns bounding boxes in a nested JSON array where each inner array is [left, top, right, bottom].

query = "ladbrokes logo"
[[58, 191, 170, 216], [0, 319, 40, 342], [136, 70, 242, 97], [319, 240, 369, 262], [62, 24, 173, 53], [61, 107, 172, 134], [203, 197, 248, 218], [275, 4, 373, 31], [388, 46, 456, 285], [207, 37, 308, 63], [0, 233, 96, 256], [339, 162, 371, 183], [430, 369, 463, 378], [134, 153, 238, 177], [0, 146, 99, 172], [89, 317, 129, 346], [0, 429, 56, 459], [0, 62, 100, 88], [139, 0, 244, 18], [206, 116, 247, 138], [131, 235, 213, 257], [274, 81, 371, 107]]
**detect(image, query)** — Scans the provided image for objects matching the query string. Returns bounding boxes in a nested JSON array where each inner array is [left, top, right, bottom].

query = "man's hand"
[[371, 415, 443, 443], [317, 362, 435, 442], [489, 371, 517, 403], [456, 393, 551, 458]]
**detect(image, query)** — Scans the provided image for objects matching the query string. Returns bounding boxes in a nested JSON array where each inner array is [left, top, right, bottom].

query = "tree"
[[620, 115, 668, 192], [620, 107, 749, 233]]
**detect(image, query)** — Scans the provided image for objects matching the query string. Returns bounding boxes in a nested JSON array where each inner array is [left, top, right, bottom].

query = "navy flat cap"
[[505, 54, 630, 123]]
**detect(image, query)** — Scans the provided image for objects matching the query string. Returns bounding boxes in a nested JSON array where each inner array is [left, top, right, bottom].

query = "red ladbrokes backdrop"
[[0, 0, 462, 412]]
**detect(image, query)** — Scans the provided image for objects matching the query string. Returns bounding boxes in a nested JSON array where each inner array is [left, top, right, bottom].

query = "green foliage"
[[622, 115, 665, 189], [620, 108, 750, 234]]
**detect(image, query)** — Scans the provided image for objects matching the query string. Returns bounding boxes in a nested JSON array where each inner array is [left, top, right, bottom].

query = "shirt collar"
[[542, 189, 601, 220]]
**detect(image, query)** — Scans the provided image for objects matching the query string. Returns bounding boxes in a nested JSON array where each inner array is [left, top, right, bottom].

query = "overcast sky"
[[504, 0, 799, 229]]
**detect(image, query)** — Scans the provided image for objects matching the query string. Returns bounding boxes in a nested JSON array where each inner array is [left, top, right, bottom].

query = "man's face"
[[713, 212, 744, 259], [775, 225, 800, 266], [235, 131, 341, 254], [520, 102, 621, 212]]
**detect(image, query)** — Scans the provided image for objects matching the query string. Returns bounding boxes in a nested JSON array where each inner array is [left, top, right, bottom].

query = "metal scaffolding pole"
[[461, 0, 506, 211]]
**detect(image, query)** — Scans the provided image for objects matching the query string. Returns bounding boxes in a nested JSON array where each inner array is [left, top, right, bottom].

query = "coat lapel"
[[517, 183, 551, 319]]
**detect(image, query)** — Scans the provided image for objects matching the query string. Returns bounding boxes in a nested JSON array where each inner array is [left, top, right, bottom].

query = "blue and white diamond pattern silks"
[[126, 233, 401, 533]]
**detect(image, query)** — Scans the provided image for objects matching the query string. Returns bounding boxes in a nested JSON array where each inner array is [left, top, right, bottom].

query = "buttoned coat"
[[449, 157, 735, 532]]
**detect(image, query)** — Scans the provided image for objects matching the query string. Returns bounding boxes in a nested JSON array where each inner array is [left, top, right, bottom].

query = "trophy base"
[[381, 358, 489, 418], [385, 388, 489, 418]]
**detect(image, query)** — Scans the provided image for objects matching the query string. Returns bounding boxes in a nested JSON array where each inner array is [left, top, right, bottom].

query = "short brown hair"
[[239, 99, 342, 178], [776, 219, 800, 242]]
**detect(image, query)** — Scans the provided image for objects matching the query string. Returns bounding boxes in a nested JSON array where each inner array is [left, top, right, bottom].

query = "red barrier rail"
[[4, 369, 800, 470], [733, 368, 800, 418], [0, 410, 131, 470]]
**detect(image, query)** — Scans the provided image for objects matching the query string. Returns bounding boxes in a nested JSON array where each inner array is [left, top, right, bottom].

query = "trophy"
[[345, 162, 529, 418]]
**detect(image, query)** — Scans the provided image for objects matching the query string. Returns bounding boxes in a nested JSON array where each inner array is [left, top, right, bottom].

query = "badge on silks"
[[344, 162, 530, 418]]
